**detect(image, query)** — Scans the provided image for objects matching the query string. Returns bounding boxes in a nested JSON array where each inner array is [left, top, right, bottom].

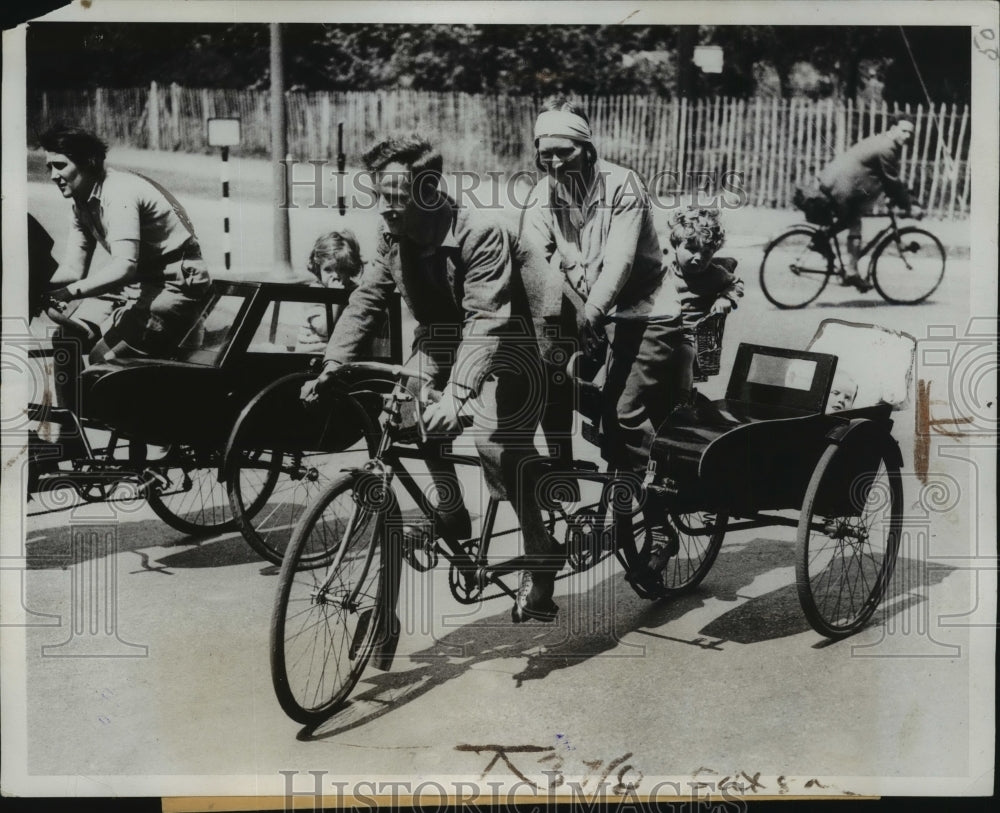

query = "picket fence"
[[31, 86, 971, 218]]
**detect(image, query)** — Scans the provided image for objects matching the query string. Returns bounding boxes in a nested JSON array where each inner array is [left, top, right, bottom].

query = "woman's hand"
[[421, 395, 462, 435], [581, 303, 607, 356], [421, 383, 471, 436]]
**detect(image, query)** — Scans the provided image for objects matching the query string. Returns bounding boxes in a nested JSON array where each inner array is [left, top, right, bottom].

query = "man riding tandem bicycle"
[[275, 126, 905, 725]]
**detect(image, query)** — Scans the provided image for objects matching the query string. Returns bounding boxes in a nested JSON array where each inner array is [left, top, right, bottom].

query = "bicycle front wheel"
[[759, 228, 832, 309], [870, 227, 946, 304], [270, 472, 392, 724]]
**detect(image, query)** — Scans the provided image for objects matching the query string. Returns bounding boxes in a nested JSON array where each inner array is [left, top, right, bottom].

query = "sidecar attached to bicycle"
[[268, 319, 914, 724]]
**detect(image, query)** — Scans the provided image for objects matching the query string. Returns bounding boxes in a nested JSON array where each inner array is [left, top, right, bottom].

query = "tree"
[[25, 22, 970, 105]]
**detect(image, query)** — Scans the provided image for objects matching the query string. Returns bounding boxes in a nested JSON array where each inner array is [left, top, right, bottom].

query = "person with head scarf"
[[518, 98, 688, 590]]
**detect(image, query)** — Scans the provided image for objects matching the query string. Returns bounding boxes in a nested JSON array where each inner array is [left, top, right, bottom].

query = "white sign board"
[[207, 117, 241, 147], [694, 44, 724, 73]]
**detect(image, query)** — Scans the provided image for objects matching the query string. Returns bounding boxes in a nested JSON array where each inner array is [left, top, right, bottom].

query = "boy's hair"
[[362, 133, 442, 189], [38, 125, 108, 171], [890, 113, 915, 128], [307, 229, 363, 283], [667, 207, 725, 255]]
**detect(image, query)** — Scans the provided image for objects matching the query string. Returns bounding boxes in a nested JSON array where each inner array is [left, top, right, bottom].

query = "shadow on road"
[[699, 547, 956, 645], [300, 538, 794, 739], [25, 518, 270, 571], [814, 296, 944, 309], [302, 535, 959, 739]]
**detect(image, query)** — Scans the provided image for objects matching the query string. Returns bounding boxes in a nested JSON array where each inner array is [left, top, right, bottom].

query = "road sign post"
[[207, 117, 241, 273]]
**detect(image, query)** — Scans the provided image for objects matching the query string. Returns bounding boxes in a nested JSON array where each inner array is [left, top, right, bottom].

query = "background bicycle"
[[758, 208, 946, 309]]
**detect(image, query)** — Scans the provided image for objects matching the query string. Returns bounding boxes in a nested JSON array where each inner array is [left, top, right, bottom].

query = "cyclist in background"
[[816, 115, 917, 290]]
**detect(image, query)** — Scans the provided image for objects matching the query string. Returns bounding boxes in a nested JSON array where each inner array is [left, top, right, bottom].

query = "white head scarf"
[[533, 110, 593, 145]]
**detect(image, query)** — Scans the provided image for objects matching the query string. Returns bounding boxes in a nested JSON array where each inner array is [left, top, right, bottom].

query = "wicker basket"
[[693, 313, 727, 382]]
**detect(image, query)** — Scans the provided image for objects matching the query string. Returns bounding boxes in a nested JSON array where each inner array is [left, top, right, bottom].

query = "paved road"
[[12, 179, 991, 799]]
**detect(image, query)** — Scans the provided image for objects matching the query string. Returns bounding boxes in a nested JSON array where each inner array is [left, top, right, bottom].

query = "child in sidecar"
[[296, 229, 364, 352], [666, 206, 744, 402]]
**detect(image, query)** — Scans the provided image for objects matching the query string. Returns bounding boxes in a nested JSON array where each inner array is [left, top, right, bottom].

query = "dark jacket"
[[819, 132, 910, 210], [674, 256, 744, 329], [324, 199, 530, 394]]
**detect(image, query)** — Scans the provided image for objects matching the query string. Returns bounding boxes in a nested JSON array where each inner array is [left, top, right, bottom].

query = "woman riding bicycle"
[[517, 98, 689, 585], [39, 125, 213, 413]]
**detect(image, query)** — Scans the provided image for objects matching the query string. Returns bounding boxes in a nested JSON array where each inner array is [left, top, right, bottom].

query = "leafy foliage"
[[26, 22, 970, 105]]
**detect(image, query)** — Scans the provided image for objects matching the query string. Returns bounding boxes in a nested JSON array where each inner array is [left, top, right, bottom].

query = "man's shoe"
[[646, 523, 681, 574], [624, 564, 666, 600], [511, 571, 559, 623], [840, 274, 873, 292]]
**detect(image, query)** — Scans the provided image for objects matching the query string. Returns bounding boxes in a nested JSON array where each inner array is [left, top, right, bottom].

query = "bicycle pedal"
[[138, 468, 170, 494], [401, 523, 439, 571]]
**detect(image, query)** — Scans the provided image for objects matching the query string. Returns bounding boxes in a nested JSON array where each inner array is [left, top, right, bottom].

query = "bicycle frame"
[[825, 210, 904, 276], [339, 370, 619, 604]]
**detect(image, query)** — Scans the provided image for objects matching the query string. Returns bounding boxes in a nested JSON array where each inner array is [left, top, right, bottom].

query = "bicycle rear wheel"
[[759, 228, 832, 309], [870, 226, 946, 304], [270, 472, 392, 724], [660, 512, 727, 595], [795, 436, 903, 638]]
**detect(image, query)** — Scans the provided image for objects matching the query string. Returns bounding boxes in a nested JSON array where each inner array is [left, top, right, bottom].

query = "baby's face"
[[826, 378, 858, 413]]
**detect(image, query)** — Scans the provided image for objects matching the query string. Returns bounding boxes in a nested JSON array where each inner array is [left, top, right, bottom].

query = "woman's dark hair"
[[38, 124, 108, 171], [534, 96, 598, 173], [362, 133, 443, 207]]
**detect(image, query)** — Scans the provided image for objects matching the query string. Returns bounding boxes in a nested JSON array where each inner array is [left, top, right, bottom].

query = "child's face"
[[826, 376, 858, 413], [319, 260, 360, 290], [674, 243, 710, 274]]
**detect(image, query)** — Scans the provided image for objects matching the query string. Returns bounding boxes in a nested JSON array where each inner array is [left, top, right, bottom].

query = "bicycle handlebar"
[[331, 360, 434, 386], [42, 298, 101, 345]]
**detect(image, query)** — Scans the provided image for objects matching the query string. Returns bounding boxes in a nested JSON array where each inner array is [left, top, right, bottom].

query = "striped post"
[[337, 121, 346, 217], [221, 145, 232, 271]]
